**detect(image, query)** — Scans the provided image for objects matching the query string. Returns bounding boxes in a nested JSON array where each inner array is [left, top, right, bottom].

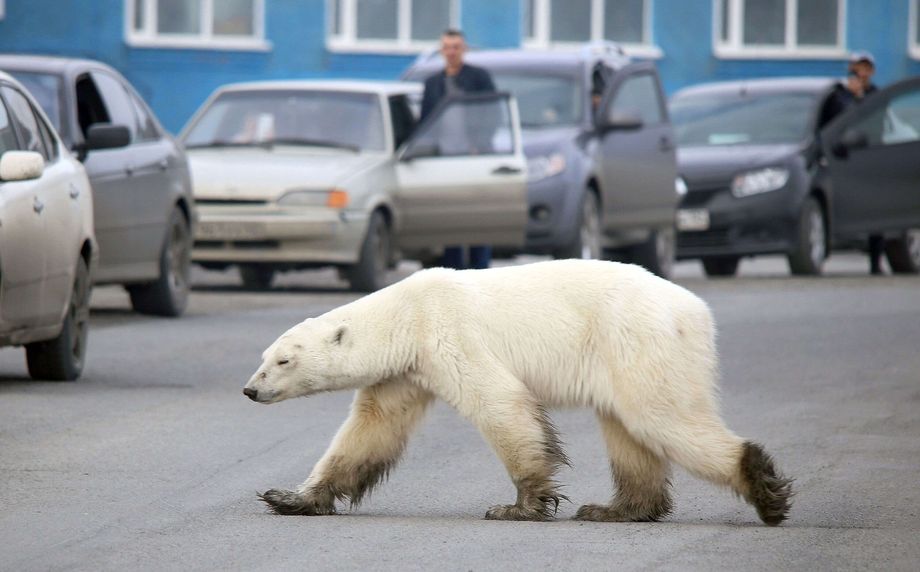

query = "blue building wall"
[[1, 0, 917, 133]]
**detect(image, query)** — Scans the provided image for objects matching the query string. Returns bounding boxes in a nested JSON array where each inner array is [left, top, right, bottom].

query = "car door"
[[594, 63, 678, 233], [1, 84, 82, 324], [820, 77, 920, 237], [0, 85, 49, 327], [393, 92, 527, 250]]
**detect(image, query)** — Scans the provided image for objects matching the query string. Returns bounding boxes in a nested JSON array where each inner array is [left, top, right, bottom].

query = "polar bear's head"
[[243, 318, 365, 404]]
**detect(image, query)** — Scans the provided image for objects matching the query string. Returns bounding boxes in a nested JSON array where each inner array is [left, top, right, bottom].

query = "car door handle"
[[492, 165, 522, 175], [69, 185, 80, 199], [33, 197, 45, 214]]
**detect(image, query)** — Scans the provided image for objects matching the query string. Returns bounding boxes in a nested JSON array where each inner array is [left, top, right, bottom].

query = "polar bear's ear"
[[331, 324, 347, 345]]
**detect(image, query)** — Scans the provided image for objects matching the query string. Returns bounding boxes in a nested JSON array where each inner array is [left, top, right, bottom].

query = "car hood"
[[521, 126, 582, 157], [186, 147, 385, 201], [677, 144, 802, 188]]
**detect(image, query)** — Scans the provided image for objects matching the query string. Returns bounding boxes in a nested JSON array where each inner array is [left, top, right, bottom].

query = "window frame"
[[522, 0, 661, 59], [327, 0, 461, 54], [911, 0, 920, 60], [124, 0, 270, 52], [714, 0, 847, 59]]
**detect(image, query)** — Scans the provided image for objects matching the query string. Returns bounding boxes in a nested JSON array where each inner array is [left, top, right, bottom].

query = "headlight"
[[277, 188, 349, 208], [675, 176, 688, 197], [731, 168, 790, 198], [527, 153, 567, 182]]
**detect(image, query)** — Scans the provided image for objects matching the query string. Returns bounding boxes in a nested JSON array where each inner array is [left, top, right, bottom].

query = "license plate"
[[677, 209, 710, 232], [196, 221, 267, 240]]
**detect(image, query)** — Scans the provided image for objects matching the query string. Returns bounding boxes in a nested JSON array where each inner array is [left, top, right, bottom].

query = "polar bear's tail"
[[739, 441, 794, 526]]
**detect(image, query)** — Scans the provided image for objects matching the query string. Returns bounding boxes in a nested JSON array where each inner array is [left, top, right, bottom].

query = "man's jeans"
[[441, 246, 492, 269]]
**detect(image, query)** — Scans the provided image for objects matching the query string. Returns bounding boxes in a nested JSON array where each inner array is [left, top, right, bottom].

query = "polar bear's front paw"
[[258, 488, 337, 516], [484, 503, 554, 521], [574, 502, 665, 522]]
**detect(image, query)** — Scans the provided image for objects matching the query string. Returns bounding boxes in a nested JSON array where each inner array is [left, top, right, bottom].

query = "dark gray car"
[[403, 45, 679, 277], [0, 55, 195, 315], [670, 76, 920, 277]]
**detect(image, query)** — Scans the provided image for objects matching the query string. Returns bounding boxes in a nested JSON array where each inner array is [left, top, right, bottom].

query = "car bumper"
[[676, 187, 798, 260], [192, 204, 367, 265]]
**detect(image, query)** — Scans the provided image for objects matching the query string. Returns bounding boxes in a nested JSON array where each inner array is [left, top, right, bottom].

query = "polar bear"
[[243, 259, 793, 525]]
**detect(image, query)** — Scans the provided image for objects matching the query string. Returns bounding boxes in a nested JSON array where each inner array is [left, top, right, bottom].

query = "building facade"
[[1, 0, 918, 132]]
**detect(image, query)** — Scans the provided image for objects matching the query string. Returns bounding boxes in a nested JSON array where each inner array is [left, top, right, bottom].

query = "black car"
[[0, 55, 196, 315], [670, 76, 920, 277], [404, 44, 680, 278]]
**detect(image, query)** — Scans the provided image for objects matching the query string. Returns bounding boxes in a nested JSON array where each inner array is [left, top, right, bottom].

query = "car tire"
[[702, 256, 740, 277], [239, 264, 276, 290], [128, 207, 191, 316], [346, 211, 391, 293], [629, 227, 675, 279], [787, 197, 827, 276], [884, 229, 920, 274], [553, 191, 602, 260], [25, 257, 91, 381]]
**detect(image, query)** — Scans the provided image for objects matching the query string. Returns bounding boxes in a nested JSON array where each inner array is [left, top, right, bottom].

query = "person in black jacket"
[[420, 29, 496, 270]]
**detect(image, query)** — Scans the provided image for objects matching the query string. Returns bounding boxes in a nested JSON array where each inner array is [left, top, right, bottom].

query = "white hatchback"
[[180, 80, 527, 291], [0, 71, 96, 380]]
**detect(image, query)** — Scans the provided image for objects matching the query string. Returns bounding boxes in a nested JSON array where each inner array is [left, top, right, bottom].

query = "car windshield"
[[8, 71, 63, 135], [490, 72, 583, 128], [671, 91, 818, 147], [182, 90, 386, 152]]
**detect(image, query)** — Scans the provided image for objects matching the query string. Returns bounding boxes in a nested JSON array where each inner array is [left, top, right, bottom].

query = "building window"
[[328, 0, 460, 53], [911, 0, 920, 59], [125, 0, 268, 51], [522, 0, 657, 56], [715, 0, 846, 58]]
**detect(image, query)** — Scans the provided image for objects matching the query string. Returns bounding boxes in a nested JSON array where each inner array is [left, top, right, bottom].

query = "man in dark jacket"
[[420, 29, 496, 269]]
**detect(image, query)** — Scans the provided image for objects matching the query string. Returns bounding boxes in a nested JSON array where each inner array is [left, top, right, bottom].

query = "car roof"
[[215, 79, 422, 97], [406, 44, 631, 77], [0, 53, 117, 76], [672, 76, 840, 99]]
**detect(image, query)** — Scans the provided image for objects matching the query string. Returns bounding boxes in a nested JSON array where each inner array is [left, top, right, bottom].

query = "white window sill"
[[326, 39, 440, 55], [126, 35, 272, 52], [521, 41, 663, 60], [714, 45, 848, 60]]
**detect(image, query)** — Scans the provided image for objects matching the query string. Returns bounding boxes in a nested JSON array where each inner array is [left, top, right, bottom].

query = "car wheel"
[[884, 229, 920, 274], [702, 256, 740, 277], [239, 264, 276, 290], [25, 257, 91, 381], [787, 197, 826, 276], [128, 207, 191, 316], [554, 191, 602, 260], [629, 227, 675, 279], [346, 211, 391, 293]]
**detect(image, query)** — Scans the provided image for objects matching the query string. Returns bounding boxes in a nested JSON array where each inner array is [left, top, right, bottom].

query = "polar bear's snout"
[[243, 387, 259, 401]]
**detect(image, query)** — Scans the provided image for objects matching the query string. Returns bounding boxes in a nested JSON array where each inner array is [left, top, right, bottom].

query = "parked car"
[[0, 55, 195, 315], [403, 43, 680, 277], [180, 80, 527, 291], [670, 76, 920, 276], [0, 70, 96, 380]]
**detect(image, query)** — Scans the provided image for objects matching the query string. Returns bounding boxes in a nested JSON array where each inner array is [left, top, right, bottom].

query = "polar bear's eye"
[[277, 359, 289, 366]]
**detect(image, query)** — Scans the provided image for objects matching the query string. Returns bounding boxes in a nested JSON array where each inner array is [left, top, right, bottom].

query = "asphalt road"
[[1, 254, 918, 571]]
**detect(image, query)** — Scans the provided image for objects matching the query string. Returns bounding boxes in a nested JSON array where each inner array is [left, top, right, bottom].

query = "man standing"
[[421, 28, 496, 270]]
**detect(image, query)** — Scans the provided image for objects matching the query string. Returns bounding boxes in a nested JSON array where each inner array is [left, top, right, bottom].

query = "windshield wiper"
[[183, 140, 269, 150], [265, 138, 360, 152]]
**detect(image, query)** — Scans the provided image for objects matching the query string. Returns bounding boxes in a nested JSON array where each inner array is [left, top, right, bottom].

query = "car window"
[[75, 74, 111, 139], [406, 95, 515, 158], [90, 71, 139, 142], [389, 95, 416, 149], [33, 105, 59, 162], [491, 72, 583, 128], [1, 85, 48, 159], [850, 89, 920, 147], [127, 89, 160, 142], [0, 94, 18, 155], [611, 73, 663, 126], [8, 71, 64, 135]]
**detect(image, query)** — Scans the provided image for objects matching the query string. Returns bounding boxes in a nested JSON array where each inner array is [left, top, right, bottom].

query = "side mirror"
[[399, 141, 440, 162], [598, 109, 644, 132], [85, 123, 131, 152], [0, 150, 45, 182], [831, 128, 869, 159]]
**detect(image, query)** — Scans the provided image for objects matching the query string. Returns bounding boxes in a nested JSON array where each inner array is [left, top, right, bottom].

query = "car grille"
[[195, 198, 269, 206], [677, 228, 731, 249], [681, 187, 725, 208], [195, 240, 280, 249]]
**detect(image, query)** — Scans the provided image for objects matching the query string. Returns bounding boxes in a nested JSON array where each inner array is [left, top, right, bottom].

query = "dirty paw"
[[484, 503, 553, 521], [258, 488, 336, 516]]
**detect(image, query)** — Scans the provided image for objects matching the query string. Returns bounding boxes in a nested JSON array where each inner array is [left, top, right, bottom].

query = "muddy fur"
[[258, 487, 337, 516], [574, 468, 673, 522], [740, 441, 794, 526]]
